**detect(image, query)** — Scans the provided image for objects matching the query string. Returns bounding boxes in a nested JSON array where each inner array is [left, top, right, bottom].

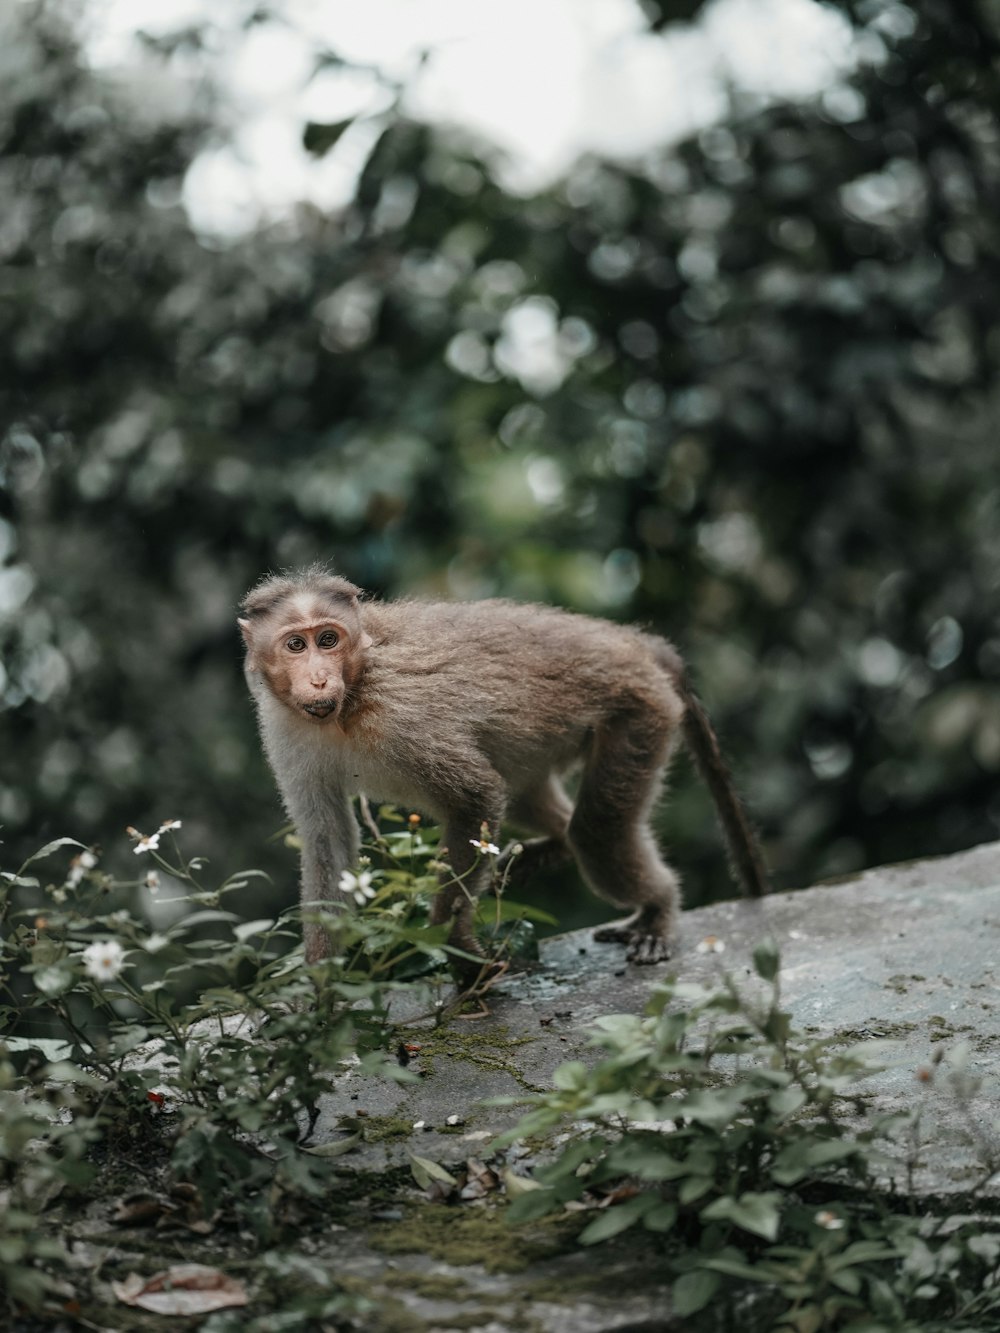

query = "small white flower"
[[339, 869, 377, 906], [158, 819, 182, 833], [814, 1210, 845, 1231], [696, 935, 726, 954], [127, 826, 161, 855], [143, 870, 161, 894], [82, 939, 126, 983], [144, 933, 170, 954], [469, 838, 501, 857], [65, 849, 98, 888]]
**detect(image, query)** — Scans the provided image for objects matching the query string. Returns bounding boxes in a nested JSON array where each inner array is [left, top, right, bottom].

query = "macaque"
[[238, 567, 768, 978]]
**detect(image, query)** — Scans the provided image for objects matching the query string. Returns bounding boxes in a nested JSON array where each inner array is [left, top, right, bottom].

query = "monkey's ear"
[[238, 617, 254, 655]]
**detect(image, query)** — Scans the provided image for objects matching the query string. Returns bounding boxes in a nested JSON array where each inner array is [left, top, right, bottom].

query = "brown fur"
[[239, 567, 768, 976]]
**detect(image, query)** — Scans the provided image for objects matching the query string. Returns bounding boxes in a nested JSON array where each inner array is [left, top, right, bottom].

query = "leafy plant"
[[0, 824, 417, 1307], [0, 810, 553, 1315], [497, 945, 1000, 1330]]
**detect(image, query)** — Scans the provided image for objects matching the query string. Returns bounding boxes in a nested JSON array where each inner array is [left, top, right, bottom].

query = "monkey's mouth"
[[303, 700, 338, 719]]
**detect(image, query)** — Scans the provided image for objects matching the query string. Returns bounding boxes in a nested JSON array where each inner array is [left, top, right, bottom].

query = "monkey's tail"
[[653, 641, 770, 899]]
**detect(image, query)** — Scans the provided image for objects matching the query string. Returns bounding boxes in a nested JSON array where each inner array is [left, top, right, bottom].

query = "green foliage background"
[[2, 0, 999, 924]]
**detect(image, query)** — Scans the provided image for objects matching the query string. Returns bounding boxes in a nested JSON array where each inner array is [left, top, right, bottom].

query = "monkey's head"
[[238, 569, 372, 724]]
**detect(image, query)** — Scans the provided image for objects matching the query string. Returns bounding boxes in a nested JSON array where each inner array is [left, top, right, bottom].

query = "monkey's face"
[[240, 597, 370, 723]]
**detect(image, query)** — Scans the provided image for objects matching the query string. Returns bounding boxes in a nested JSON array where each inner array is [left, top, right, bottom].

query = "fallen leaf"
[[113, 1193, 165, 1227], [408, 1154, 458, 1193], [112, 1265, 248, 1315], [303, 1132, 361, 1158], [459, 1159, 500, 1201]]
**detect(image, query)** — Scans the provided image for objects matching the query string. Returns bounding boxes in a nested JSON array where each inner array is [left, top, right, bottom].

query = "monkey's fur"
[[239, 567, 768, 976]]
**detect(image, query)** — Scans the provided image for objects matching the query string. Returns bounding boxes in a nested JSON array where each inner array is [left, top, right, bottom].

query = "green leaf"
[[506, 1187, 558, 1224], [177, 910, 241, 928], [109, 1025, 150, 1057], [830, 1269, 862, 1295], [703, 1254, 772, 1283], [1, 873, 39, 888], [233, 918, 275, 942], [768, 1086, 808, 1117], [643, 1202, 678, 1233], [552, 1061, 588, 1091], [19, 838, 86, 871], [772, 1138, 857, 1184], [672, 1269, 721, 1317], [701, 1191, 782, 1242], [579, 1194, 656, 1245], [678, 1175, 714, 1205], [752, 940, 780, 981], [502, 1169, 546, 1200], [41, 1060, 104, 1087]]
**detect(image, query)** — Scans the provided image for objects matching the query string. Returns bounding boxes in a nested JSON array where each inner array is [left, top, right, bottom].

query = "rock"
[[306, 840, 1000, 1331]]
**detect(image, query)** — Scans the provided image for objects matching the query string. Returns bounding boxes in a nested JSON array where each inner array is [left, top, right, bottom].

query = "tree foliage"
[[1, 0, 998, 919]]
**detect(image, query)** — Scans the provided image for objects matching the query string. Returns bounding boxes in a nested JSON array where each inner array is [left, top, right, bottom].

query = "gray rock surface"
[[317, 839, 1000, 1180], [307, 840, 1000, 1331]]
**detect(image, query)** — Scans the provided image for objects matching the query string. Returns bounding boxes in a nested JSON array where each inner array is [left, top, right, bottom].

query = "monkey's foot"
[[593, 915, 673, 965]]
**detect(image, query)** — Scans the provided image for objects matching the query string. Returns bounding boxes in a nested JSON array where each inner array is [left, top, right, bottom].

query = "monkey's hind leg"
[[568, 713, 681, 965]]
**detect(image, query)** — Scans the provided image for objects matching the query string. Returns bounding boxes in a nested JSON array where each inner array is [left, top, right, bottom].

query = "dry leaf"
[[459, 1158, 500, 1200], [112, 1264, 248, 1315], [303, 1132, 361, 1158], [408, 1153, 458, 1200]]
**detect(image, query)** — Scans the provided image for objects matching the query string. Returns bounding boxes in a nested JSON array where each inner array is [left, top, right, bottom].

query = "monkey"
[[238, 566, 768, 980]]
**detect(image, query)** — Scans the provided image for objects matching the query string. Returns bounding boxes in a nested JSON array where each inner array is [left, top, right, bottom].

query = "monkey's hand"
[[593, 909, 673, 965]]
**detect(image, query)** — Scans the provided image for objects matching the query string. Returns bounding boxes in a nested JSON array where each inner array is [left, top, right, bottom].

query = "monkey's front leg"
[[290, 788, 360, 964], [429, 792, 505, 986]]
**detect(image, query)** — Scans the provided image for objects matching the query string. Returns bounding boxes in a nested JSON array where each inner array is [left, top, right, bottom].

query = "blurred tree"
[[1, 0, 998, 928]]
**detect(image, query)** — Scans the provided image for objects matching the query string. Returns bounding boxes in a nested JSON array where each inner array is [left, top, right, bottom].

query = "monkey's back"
[[348, 598, 683, 795]]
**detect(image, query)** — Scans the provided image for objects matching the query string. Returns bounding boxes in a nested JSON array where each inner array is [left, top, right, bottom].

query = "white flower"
[[66, 849, 98, 887], [127, 826, 161, 855], [696, 935, 725, 954], [469, 838, 500, 857], [143, 870, 161, 894], [158, 819, 182, 833], [814, 1210, 845, 1231], [82, 939, 126, 983], [144, 933, 170, 954], [339, 869, 377, 906]]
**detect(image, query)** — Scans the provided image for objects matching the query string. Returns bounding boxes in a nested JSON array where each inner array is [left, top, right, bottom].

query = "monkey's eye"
[[317, 630, 340, 649], [285, 636, 307, 653]]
